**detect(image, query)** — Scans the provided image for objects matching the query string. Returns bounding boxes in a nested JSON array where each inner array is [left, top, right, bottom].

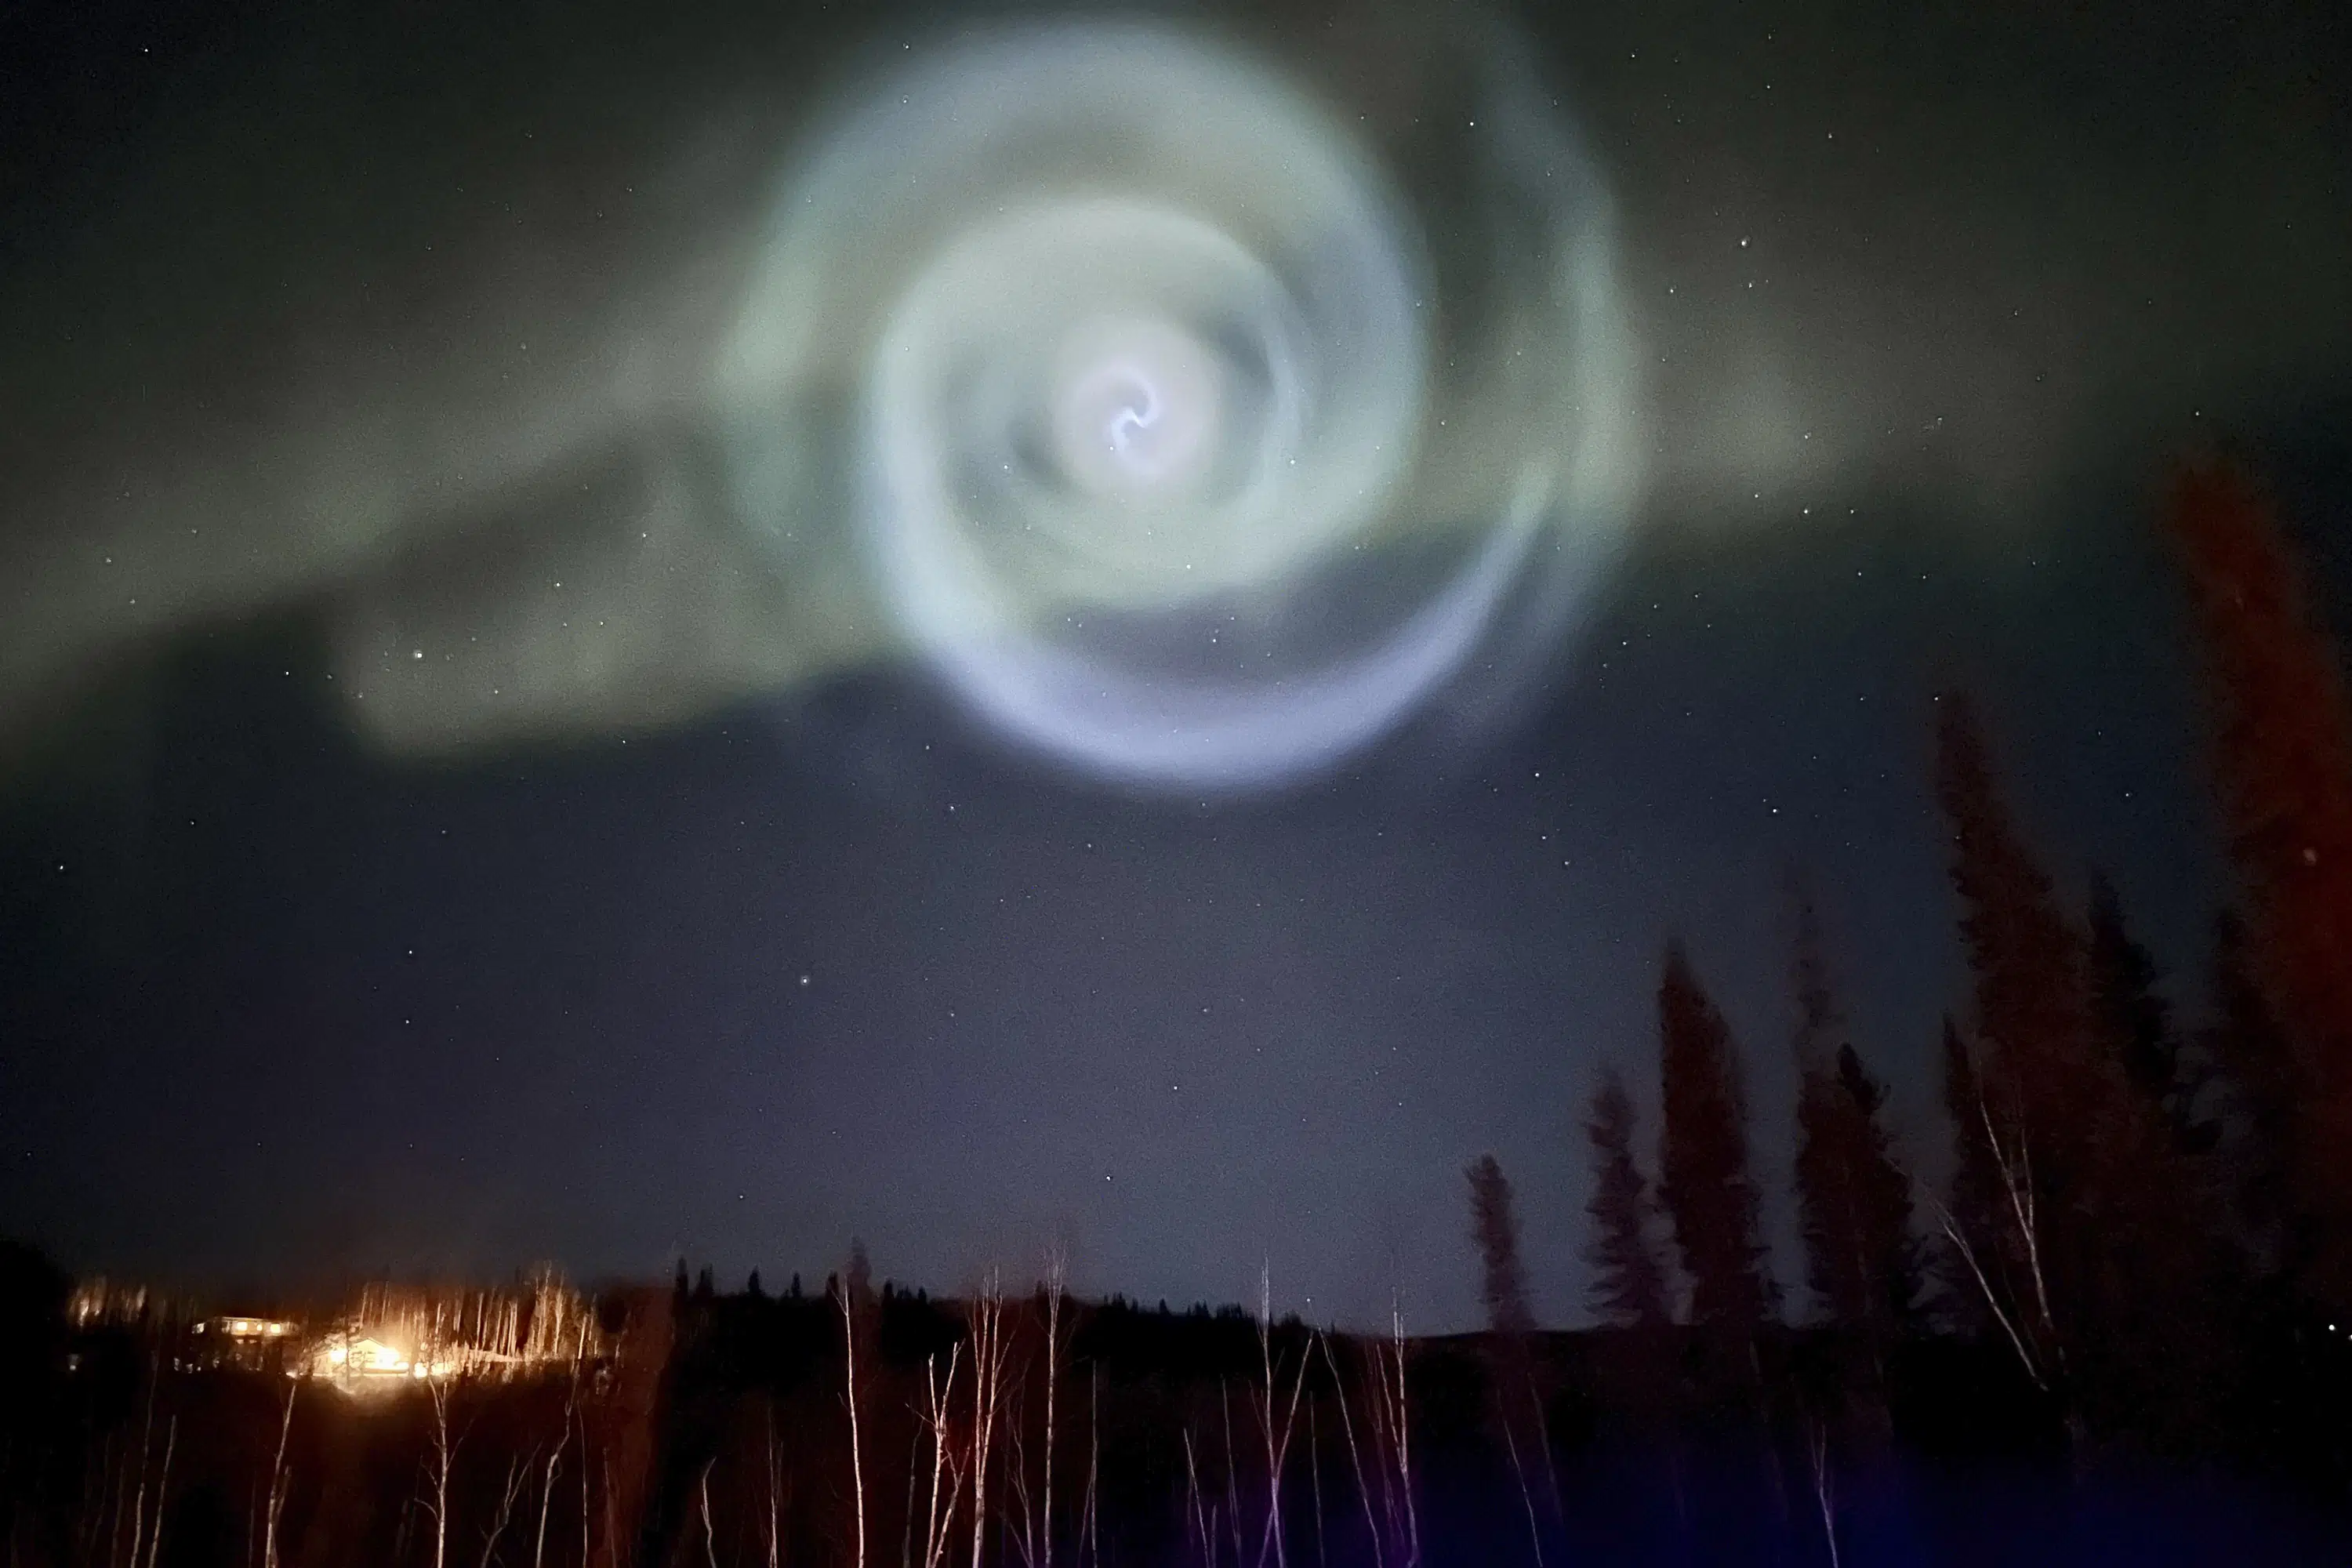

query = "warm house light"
[[218, 1317, 294, 1339], [88, 1269, 607, 1388], [303, 1329, 468, 1388]]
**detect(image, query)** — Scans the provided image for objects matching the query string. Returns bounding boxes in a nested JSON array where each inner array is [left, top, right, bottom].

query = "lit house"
[[74, 1269, 606, 1387], [191, 1315, 298, 1372], [212, 1316, 296, 1341], [307, 1324, 456, 1385]]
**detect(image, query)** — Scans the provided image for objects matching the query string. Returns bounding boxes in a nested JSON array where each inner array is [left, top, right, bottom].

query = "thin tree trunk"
[[699, 1460, 720, 1568], [1044, 1265, 1063, 1568], [601, 1454, 618, 1568], [771, 1401, 787, 1568], [1218, 1383, 1244, 1568], [1502, 1422, 1543, 1568], [482, 1452, 533, 1568], [1315, 1339, 1383, 1568], [1308, 1403, 1327, 1568], [1083, 1367, 1100, 1568], [578, 1417, 593, 1568], [125, 1353, 158, 1568], [1386, 1312, 1420, 1568], [969, 1283, 1005, 1568], [141, 1415, 177, 1568], [905, 1425, 922, 1568], [535, 1370, 576, 1568], [841, 1279, 869, 1568], [1806, 1421, 1840, 1568], [108, 1428, 132, 1568], [1181, 1433, 1210, 1568], [262, 1377, 296, 1568], [426, 1378, 457, 1568]]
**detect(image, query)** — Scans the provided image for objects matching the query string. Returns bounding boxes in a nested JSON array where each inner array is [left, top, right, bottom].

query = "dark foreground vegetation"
[[2, 1249, 2348, 1568], [7, 459, 2352, 1566]]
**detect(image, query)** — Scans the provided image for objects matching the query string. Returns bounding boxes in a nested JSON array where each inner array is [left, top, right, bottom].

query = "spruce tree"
[[1465, 1152, 1550, 1549], [1936, 1014, 2003, 1335], [1584, 1071, 1671, 1330], [1791, 895, 1918, 1403], [1936, 696, 2227, 1439], [1934, 695, 2105, 1402], [1791, 922, 1907, 1295], [2203, 911, 2296, 1266], [2168, 463, 2352, 1308], [1934, 696, 2106, 1180], [1835, 1044, 1922, 1341], [2087, 871, 2180, 1115], [1656, 942, 1777, 1337], [1467, 1154, 1537, 1338]]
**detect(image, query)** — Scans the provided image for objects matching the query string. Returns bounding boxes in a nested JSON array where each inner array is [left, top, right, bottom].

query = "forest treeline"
[[1508, 463, 2352, 1473], [4, 460, 2351, 1565]]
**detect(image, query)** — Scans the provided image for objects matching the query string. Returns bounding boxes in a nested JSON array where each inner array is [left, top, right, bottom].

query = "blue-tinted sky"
[[2, 0, 2347, 1329]]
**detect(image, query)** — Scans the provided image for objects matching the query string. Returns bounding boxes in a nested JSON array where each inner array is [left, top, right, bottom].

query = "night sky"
[[2, 0, 2348, 1330]]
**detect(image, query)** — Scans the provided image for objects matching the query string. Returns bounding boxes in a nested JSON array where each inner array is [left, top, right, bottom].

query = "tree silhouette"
[[1838, 1047, 1921, 1332], [1584, 1071, 1671, 1331], [1934, 696, 2107, 1182], [1467, 1153, 1537, 1339], [1936, 1014, 2002, 1335], [2087, 872, 2186, 1125], [1656, 942, 1777, 1338], [1936, 695, 2229, 1440], [2202, 910, 2297, 1269], [1933, 694, 2107, 1409], [2167, 461, 2352, 1309], [1790, 894, 1919, 1398], [1465, 1152, 1552, 1556]]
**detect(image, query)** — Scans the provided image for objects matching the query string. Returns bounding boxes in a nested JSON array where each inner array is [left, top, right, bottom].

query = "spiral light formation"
[[720, 18, 1639, 788]]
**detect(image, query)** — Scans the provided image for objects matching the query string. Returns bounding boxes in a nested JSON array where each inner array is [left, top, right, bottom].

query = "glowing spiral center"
[[720, 20, 1639, 789], [1055, 317, 1221, 501]]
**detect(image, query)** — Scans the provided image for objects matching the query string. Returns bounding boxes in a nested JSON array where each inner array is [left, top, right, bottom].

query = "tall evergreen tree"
[[1837, 1046, 1921, 1332], [1465, 1152, 1552, 1552], [1933, 694, 2114, 1405], [2086, 873, 2232, 1177], [1467, 1153, 1538, 1339], [2167, 462, 2352, 1308], [1936, 1014, 2003, 1335], [2086, 873, 2180, 1112], [1934, 697, 2106, 1175], [1656, 942, 1777, 1336], [1789, 895, 1919, 1377], [2202, 910, 2297, 1265], [1584, 1072, 1671, 1330], [1936, 696, 2229, 1438]]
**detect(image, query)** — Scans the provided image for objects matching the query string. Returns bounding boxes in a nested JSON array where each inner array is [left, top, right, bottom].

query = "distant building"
[[74, 1268, 608, 1387], [190, 1315, 299, 1372], [212, 1316, 296, 1340], [307, 1324, 438, 1383]]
